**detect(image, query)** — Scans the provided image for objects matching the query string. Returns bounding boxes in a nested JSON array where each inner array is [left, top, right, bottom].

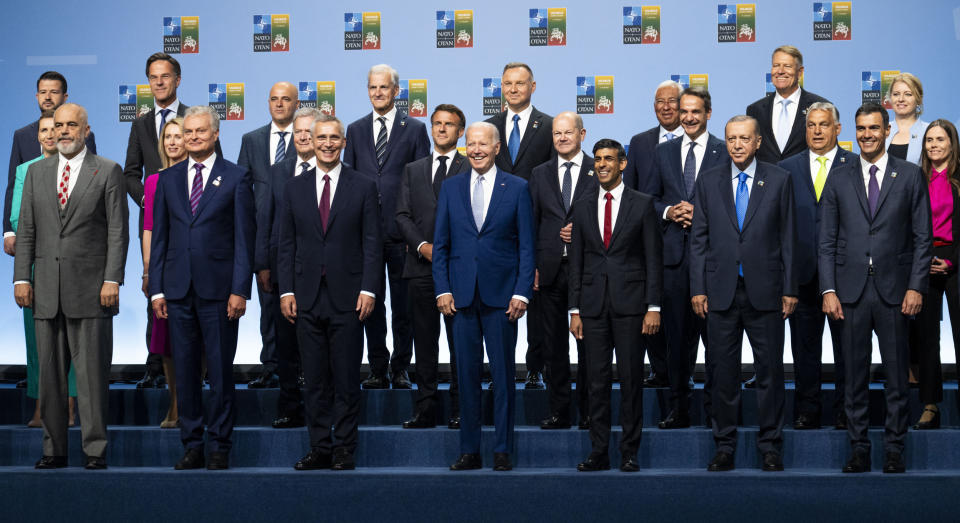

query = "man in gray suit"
[[13, 103, 129, 470]]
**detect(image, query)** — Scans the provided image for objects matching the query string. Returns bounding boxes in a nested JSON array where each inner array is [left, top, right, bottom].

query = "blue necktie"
[[665, 131, 675, 141], [560, 161, 573, 213], [735, 171, 749, 276], [275, 131, 288, 164], [776, 99, 792, 152], [682, 142, 697, 199], [158, 108, 171, 138], [508, 114, 521, 164], [472, 175, 485, 229], [375, 116, 388, 168]]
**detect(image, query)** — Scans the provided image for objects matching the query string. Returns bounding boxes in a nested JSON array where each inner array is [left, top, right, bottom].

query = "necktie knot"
[[781, 99, 792, 109], [194, 163, 204, 176], [816, 156, 827, 167], [738, 171, 748, 184], [160, 108, 171, 118], [377, 116, 386, 127], [512, 114, 520, 123], [300, 161, 310, 174], [604, 192, 613, 202], [869, 164, 879, 177], [277, 131, 287, 139], [665, 132, 675, 141], [562, 161, 573, 170], [322, 174, 330, 183], [438, 156, 448, 166]]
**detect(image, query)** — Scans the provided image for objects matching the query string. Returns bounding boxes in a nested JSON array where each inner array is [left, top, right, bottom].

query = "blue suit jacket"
[[690, 160, 797, 312], [432, 169, 536, 309], [148, 155, 255, 301], [818, 155, 932, 305], [343, 110, 430, 240], [623, 125, 660, 191], [276, 165, 382, 312], [254, 156, 312, 278], [237, 123, 295, 225], [778, 146, 858, 286], [646, 133, 728, 266]]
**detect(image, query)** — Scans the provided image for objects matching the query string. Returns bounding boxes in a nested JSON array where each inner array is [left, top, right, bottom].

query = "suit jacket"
[[778, 146, 858, 285], [432, 169, 535, 309], [254, 156, 312, 279], [529, 153, 597, 287], [5, 121, 96, 233], [13, 153, 128, 319], [485, 107, 554, 180], [818, 155, 932, 305], [690, 160, 797, 312], [646, 133, 729, 266], [568, 185, 662, 318], [343, 110, 430, 240], [148, 155, 254, 302], [623, 125, 660, 191], [237, 122, 296, 221], [276, 165, 382, 312], [746, 89, 830, 164], [886, 118, 930, 165], [395, 152, 470, 279]]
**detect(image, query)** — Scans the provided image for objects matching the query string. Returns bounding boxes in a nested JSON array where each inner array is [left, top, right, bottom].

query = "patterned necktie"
[[508, 114, 521, 164], [813, 156, 828, 201], [158, 108, 172, 138], [472, 174, 485, 229], [433, 156, 448, 197], [299, 161, 310, 176], [319, 174, 331, 231], [275, 131, 288, 164], [603, 192, 613, 249], [58, 164, 70, 210], [867, 164, 880, 217], [735, 171, 749, 276], [776, 99, 792, 152], [375, 116, 388, 168], [683, 141, 698, 198], [190, 163, 204, 215], [561, 161, 573, 213]]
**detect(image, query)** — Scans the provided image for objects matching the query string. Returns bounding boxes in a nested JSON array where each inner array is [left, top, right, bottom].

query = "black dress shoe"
[[450, 453, 482, 470], [272, 414, 305, 429], [743, 375, 757, 389], [135, 369, 164, 389], [620, 455, 640, 472], [883, 452, 905, 473], [643, 374, 669, 388], [174, 448, 205, 470], [540, 414, 571, 429], [331, 448, 355, 470], [524, 371, 544, 390], [402, 412, 436, 429], [84, 456, 107, 470], [761, 452, 783, 471], [294, 449, 332, 470], [361, 373, 390, 390], [493, 452, 512, 471], [248, 371, 279, 389], [913, 407, 940, 430], [15, 378, 27, 388], [207, 451, 229, 470], [707, 451, 735, 471], [793, 412, 821, 430], [658, 410, 691, 429], [578, 416, 591, 430], [391, 370, 413, 389], [842, 450, 871, 473], [447, 416, 461, 429], [35, 456, 67, 469], [834, 410, 848, 430], [577, 453, 610, 471]]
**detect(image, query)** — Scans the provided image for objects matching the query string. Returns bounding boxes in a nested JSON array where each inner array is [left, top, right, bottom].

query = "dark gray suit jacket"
[[486, 106, 554, 180]]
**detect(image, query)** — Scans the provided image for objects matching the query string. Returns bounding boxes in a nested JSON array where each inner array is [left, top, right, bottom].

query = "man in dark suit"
[[690, 115, 797, 472], [5, 71, 97, 259], [645, 87, 728, 428], [279, 114, 381, 471], [623, 80, 683, 389], [344, 64, 430, 390], [149, 105, 255, 471], [820, 103, 932, 474], [746, 46, 830, 164], [568, 138, 662, 473], [777, 102, 856, 430], [529, 111, 596, 430], [434, 122, 535, 472], [254, 107, 322, 429], [396, 104, 470, 430], [485, 62, 553, 389], [239, 81, 299, 390]]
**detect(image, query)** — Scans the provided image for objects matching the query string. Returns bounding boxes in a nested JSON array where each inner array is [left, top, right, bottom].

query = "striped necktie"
[[190, 163, 204, 215], [375, 116, 388, 168]]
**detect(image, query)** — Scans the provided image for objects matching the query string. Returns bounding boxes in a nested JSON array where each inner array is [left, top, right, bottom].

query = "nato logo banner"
[[623, 6, 660, 44], [254, 14, 290, 52], [209, 83, 245, 120], [437, 10, 474, 48], [345, 12, 381, 50], [164, 16, 199, 54], [395, 80, 409, 113], [407, 80, 428, 117], [577, 76, 614, 114], [299, 82, 336, 115], [861, 70, 899, 107], [814, 2, 851, 40], [119, 85, 152, 122], [717, 4, 755, 43], [530, 8, 566, 46], [482, 77, 505, 115], [671, 74, 709, 90]]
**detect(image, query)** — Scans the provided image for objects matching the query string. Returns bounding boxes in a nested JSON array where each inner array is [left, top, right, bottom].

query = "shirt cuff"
[[662, 206, 672, 221], [569, 308, 579, 315], [436, 292, 452, 300], [360, 291, 375, 298], [280, 292, 294, 298], [648, 305, 661, 312], [821, 289, 836, 296], [13, 280, 30, 286], [512, 294, 528, 304], [416, 241, 428, 256], [150, 293, 165, 302], [4, 232, 14, 238]]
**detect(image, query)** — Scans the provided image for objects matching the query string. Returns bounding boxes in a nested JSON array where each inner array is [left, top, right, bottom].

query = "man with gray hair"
[[149, 104, 255, 470], [344, 63, 430, 390]]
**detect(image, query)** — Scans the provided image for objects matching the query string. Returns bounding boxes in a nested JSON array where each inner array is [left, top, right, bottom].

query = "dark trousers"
[[582, 288, 645, 458], [842, 275, 909, 454], [167, 289, 239, 453], [145, 302, 162, 374], [708, 278, 785, 455], [662, 259, 706, 414], [525, 291, 544, 375], [408, 275, 459, 417], [256, 284, 277, 373], [298, 281, 364, 454], [789, 275, 844, 418], [272, 289, 302, 417], [365, 240, 413, 377], [539, 261, 588, 420], [645, 327, 669, 379], [454, 299, 517, 454], [911, 244, 960, 404]]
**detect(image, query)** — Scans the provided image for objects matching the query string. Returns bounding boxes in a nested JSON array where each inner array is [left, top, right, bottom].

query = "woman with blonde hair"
[[885, 73, 928, 165]]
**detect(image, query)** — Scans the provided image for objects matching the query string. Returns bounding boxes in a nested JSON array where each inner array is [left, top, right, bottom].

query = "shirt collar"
[[296, 156, 317, 172], [558, 150, 584, 169], [58, 147, 87, 170], [773, 87, 802, 106], [506, 105, 533, 125], [601, 180, 625, 201], [155, 99, 179, 116], [814, 145, 838, 163], [373, 105, 398, 125], [471, 167, 496, 182], [270, 120, 294, 136], [731, 158, 758, 179], [861, 152, 889, 176], [660, 125, 681, 140], [317, 162, 342, 181], [682, 131, 710, 149], [433, 149, 457, 163], [187, 152, 217, 174]]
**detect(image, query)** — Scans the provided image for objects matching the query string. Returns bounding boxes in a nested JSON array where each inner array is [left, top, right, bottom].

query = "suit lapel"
[[784, 93, 809, 151], [326, 169, 351, 233], [62, 155, 99, 226], [608, 187, 634, 248], [847, 158, 871, 219], [482, 170, 507, 231], [192, 157, 223, 221], [43, 160, 63, 225], [145, 111, 157, 142], [514, 109, 545, 166], [740, 166, 768, 231], [449, 153, 466, 177], [798, 151, 817, 200], [873, 159, 899, 218], [544, 158, 564, 209], [460, 171, 479, 233], [378, 112, 408, 167], [571, 157, 594, 205], [719, 167, 739, 231]]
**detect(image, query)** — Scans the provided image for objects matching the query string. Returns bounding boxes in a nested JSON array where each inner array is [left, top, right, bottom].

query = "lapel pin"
[[840, 156, 846, 163], [891, 171, 898, 178], [212, 176, 222, 187], [532, 120, 540, 129], [757, 180, 765, 187], [400, 119, 406, 127], [91, 169, 99, 177], [587, 169, 594, 177]]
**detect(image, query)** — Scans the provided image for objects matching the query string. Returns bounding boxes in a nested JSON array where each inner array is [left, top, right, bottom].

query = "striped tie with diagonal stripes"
[[375, 116, 388, 168], [190, 163, 204, 215]]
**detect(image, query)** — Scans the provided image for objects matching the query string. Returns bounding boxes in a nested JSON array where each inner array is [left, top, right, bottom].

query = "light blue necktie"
[[776, 99, 792, 152], [665, 131, 675, 141], [472, 174, 485, 229], [508, 114, 521, 164], [735, 171, 749, 276], [274, 131, 288, 164]]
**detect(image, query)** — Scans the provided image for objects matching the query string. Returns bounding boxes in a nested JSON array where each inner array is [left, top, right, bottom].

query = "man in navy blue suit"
[[149, 105, 255, 471], [777, 102, 856, 431], [819, 103, 932, 474], [645, 86, 728, 428], [690, 115, 797, 472], [433, 122, 535, 472], [344, 64, 430, 390], [278, 114, 381, 471]]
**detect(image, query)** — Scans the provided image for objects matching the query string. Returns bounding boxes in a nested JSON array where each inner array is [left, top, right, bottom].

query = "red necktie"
[[58, 164, 71, 209], [319, 174, 331, 231], [603, 192, 613, 249]]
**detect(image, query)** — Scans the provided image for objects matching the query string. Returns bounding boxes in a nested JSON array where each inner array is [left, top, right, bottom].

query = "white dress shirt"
[[860, 152, 889, 192], [808, 146, 838, 185], [155, 100, 181, 139], [772, 88, 802, 149], [730, 158, 757, 198], [294, 156, 317, 177], [557, 151, 584, 199], [371, 105, 398, 144], [662, 131, 709, 220], [268, 121, 294, 166], [56, 147, 87, 199], [505, 105, 533, 146], [659, 125, 682, 143], [416, 149, 458, 254]]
